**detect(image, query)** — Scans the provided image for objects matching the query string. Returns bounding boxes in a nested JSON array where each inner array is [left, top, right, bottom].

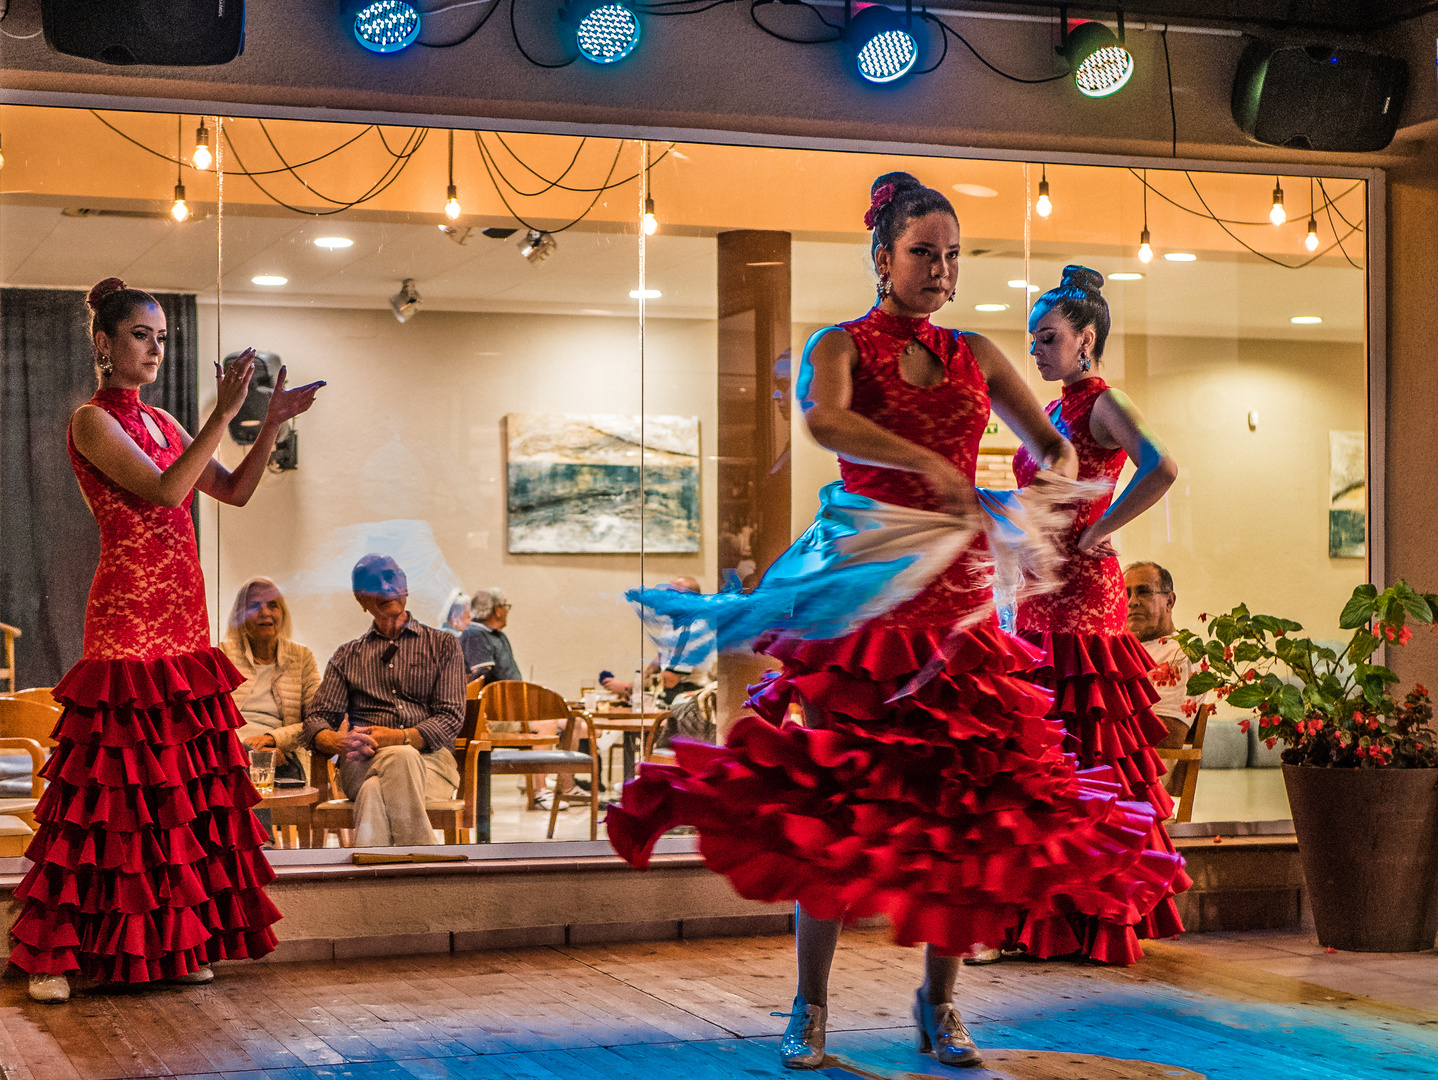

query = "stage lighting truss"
[[570, 1, 641, 64], [1059, 9, 1133, 98], [844, 3, 919, 85], [353, 0, 422, 54]]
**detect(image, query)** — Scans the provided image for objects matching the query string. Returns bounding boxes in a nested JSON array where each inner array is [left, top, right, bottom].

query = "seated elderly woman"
[[221, 577, 320, 785]]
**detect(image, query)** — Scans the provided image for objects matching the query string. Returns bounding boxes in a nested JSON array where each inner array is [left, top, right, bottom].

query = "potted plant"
[[1176, 581, 1438, 952]]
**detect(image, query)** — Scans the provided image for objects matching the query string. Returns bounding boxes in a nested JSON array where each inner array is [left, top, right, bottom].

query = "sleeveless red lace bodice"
[[835, 307, 991, 625], [68, 388, 210, 661], [1012, 377, 1127, 634]]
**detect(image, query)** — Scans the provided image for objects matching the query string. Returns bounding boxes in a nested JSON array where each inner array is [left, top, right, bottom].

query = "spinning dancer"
[[12, 279, 323, 1003], [1007, 265, 1188, 964], [608, 176, 1185, 1070]]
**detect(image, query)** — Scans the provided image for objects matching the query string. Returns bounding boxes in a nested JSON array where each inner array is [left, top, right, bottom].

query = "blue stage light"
[[575, 2, 641, 64], [354, 0, 421, 54], [845, 7, 919, 86]]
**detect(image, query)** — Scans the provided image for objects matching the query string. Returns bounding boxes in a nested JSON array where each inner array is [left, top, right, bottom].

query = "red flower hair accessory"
[[864, 183, 897, 230]]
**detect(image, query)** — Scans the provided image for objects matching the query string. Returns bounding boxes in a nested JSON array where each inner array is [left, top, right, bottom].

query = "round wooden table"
[[585, 711, 668, 782], [256, 785, 321, 849]]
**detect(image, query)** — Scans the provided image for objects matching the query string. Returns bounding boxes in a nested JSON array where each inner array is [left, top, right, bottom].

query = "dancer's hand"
[[1076, 524, 1119, 560], [923, 458, 979, 516], [213, 348, 256, 420], [264, 365, 325, 425]]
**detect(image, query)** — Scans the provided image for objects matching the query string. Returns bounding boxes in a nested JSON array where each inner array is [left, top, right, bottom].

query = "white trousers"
[[338, 745, 460, 847]]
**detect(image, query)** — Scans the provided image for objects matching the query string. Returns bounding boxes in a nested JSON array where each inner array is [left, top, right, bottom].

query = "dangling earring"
[[947, 290, 956, 303], [1077, 349, 1091, 374], [98, 354, 114, 377], [876, 275, 892, 301]]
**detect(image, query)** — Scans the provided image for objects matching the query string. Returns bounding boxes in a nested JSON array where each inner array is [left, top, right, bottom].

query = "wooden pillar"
[[714, 231, 792, 739]]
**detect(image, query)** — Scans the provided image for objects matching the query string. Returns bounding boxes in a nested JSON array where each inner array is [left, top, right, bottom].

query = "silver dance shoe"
[[774, 994, 827, 1069], [912, 990, 983, 1068], [28, 973, 70, 1003]]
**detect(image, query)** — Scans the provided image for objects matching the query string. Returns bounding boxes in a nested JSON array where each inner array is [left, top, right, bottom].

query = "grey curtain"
[[0, 288, 198, 688]]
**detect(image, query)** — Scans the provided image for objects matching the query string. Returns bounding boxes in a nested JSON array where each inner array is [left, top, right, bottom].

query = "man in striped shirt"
[[303, 554, 465, 846]]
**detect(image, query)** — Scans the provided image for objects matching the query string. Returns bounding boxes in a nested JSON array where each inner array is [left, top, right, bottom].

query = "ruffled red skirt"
[[1016, 629, 1191, 957], [606, 618, 1186, 960], [8, 647, 281, 983]]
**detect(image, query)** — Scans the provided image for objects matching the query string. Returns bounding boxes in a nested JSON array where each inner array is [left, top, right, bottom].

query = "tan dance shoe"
[[774, 994, 827, 1069], [167, 965, 214, 985], [28, 973, 71, 1003], [913, 989, 983, 1067]]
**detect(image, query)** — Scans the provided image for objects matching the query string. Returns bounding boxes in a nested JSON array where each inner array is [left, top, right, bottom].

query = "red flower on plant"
[[1416, 683, 1430, 697], [1265, 737, 1278, 749], [1238, 718, 1251, 734], [1399, 626, 1413, 645], [1198, 612, 1209, 622], [1181, 698, 1198, 718]]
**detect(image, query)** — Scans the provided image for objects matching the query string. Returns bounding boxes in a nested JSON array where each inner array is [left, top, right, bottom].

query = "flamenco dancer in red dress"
[[12, 279, 323, 1003], [607, 176, 1186, 1070], [1005, 266, 1188, 964]]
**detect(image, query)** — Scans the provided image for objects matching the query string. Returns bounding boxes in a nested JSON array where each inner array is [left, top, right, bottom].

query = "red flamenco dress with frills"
[[1012, 375, 1191, 961], [8, 388, 280, 983], [607, 308, 1185, 958]]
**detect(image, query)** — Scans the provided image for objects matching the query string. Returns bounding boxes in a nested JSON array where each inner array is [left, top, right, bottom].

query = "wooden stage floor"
[[2, 929, 1436, 1080]]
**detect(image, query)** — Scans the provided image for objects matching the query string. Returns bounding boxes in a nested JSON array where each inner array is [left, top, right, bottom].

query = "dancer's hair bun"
[[872, 171, 923, 197], [1060, 265, 1104, 293], [86, 278, 128, 309]]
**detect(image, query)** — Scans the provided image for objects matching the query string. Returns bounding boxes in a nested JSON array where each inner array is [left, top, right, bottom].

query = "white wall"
[[199, 305, 716, 697]]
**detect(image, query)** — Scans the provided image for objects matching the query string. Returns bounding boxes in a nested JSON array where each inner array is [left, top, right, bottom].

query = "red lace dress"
[[607, 309, 1184, 958], [1013, 376, 1190, 960], [8, 388, 281, 983]]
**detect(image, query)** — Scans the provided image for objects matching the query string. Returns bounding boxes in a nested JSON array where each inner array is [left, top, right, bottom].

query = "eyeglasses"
[[1126, 586, 1171, 599]]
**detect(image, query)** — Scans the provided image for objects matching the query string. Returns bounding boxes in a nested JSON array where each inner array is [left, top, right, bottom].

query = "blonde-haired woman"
[[221, 578, 320, 783]]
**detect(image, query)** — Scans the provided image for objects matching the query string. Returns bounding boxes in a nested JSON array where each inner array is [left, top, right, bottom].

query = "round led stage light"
[[354, 0, 421, 54], [575, 3, 641, 64], [846, 6, 918, 85], [1064, 21, 1133, 98]]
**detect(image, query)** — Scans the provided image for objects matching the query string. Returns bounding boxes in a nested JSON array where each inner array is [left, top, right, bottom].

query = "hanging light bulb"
[[643, 195, 658, 235], [1035, 166, 1052, 218], [1137, 227, 1153, 263], [1269, 179, 1287, 226], [445, 183, 461, 221], [191, 120, 212, 171], [1305, 217, 1320, 251], [171, 182, 190, 222]]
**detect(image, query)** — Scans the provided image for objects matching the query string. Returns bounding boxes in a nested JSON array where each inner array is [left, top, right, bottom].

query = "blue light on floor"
[[354, 0, 421, 54], [576, 3, 641, 64]]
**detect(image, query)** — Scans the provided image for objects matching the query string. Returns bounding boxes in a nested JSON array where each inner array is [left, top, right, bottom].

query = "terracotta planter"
[[1283, 763, 1438, 952]]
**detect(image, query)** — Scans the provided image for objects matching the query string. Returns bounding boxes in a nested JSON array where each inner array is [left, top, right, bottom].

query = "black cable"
[[418, 0, 501, 48], [484, 132, 673, 193], [1126, 168, 1363, 228], [1320, 179, 1362, 269], [1161, 25, 1176, 158], [475, 135, 624, 234], [1182, 171, 1360, 270], [912, 13, 949, 76], [637, 0, 736, 13], [749, 0, 841, 45], [222, 125, 427, 216], [255, 118, 423, 208], [510, 0, 578, 67], [929, 16, 1068, 84], [488, 133, 589, 196], [1317, 178, 1363, 232]]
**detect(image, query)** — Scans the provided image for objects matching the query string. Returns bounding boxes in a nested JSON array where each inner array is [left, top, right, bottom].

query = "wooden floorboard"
[[5, 930, 1438, 1080]]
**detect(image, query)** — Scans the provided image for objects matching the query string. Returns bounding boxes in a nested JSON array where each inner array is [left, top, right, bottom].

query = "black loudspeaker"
[[1232, 40, 1407, 153], [41, 0, 245, 66]]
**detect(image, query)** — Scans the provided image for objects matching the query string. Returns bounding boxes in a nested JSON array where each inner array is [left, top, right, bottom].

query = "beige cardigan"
[[221, 637, 321, 763]]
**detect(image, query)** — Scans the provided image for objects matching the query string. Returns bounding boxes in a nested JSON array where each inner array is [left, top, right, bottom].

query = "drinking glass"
[[248, 747, 276, 796]]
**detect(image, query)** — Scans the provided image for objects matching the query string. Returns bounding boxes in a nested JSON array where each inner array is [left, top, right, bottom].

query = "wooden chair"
[[308, 709, 491, 848], [466, 676, 485, 700], [0, 696, 61, 749], [478, 681, 600, 840], [0, 623, 19, 693], [0, 736, 46, 827], [1157, 704, 1212, 824], [9, 687, 57, 708]]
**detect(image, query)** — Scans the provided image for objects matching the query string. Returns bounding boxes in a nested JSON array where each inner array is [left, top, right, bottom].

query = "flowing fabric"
[[608, 308, 1186, 961], [1013, 376, 1191, 958], [9, 387, 280, 983]]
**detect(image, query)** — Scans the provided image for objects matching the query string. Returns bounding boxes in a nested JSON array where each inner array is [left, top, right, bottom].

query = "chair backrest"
[[10, 687, 57, 708], [0, 623, 19, 693], [0, 696, 60, 748], [1190, 703, 1213, 750], [0, 737, 46, 797], [466, 677, 484, 701], [477, 681, 573, 742]]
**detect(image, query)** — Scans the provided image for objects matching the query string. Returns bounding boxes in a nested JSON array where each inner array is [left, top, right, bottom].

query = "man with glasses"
[[461, 587, 522, 684], [1124, 561, 1205, 795]]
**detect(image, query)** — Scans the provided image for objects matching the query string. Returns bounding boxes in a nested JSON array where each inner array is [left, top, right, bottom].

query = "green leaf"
[[1186, 671, 1224, 696], [1348, 629, 1380, 665], [1228, 684, 1267, 708], [1205, 640, 1227, 664], [1233, 642, 1265, 664], [1340, 585, 1379, 630], [1356, 663, 1401, 685], [1213, 618, 1241, 648], [1276, 684, 1305, 721]]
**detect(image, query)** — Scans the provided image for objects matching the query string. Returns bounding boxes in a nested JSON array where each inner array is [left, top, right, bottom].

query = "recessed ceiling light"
[[251, 275, 288, 286], [974, 303, 1009, 312], [629, 289, 662, 299], [1163, 252, 1197, 262], [1291, 315, 1323, 325], [1007, 279, 1040, 292], [1108, 272, 1144, 281], [746, 261, 784, 267], [313, 237, 353, 250], [952, 183, 999, 198]]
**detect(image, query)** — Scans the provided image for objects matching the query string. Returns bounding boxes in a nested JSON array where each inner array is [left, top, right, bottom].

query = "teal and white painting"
[[1328, 429, 1365, 559], [506, 413, 700, 554]]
